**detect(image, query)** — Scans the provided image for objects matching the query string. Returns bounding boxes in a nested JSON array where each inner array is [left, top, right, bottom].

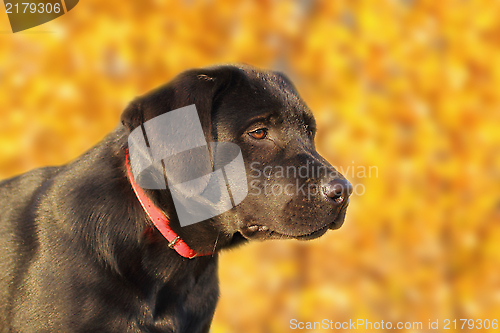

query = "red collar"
[[125, 151, 211, 259]]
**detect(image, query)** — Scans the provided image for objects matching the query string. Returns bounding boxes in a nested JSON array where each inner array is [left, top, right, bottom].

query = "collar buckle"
[[167, 235, 181, 249]]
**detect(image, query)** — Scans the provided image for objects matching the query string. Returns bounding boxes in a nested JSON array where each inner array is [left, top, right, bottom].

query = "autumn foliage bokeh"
[[1, 0, 499, 332]]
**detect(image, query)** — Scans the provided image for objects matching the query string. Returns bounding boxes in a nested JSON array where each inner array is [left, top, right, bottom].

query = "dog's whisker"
[[212, 232, 220, 257]]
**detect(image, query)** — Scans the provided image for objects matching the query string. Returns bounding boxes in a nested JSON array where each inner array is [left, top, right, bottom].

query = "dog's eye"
[[305, 124, 315, 137], [249, 128, 267, 140]]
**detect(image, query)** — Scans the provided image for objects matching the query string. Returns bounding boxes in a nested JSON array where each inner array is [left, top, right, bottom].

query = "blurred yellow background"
[[1, 0, 499, 332]]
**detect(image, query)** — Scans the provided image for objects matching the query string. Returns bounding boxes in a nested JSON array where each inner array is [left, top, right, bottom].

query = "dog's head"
[[121, 64, 352, 250]]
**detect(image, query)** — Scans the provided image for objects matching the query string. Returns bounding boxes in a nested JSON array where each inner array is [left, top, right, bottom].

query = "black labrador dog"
[[0, 64, 352, 332]]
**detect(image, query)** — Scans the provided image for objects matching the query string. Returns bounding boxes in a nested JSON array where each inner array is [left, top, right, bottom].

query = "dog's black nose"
[[323, 179, 353, 204]]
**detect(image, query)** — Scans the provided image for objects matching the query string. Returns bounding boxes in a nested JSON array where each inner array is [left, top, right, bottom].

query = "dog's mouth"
[[239, 204, 348, 241], [240, 221, 332, 241]]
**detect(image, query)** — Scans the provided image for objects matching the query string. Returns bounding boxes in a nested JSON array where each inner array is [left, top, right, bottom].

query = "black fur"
[[0, 65, 351, 332]]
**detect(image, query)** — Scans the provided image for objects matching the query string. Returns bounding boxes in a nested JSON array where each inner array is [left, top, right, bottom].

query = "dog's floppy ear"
[[121, 65, 243, 143], [121, 65, 246, 216]]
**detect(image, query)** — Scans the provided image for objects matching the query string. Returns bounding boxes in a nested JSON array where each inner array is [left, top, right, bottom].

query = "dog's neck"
[[125, 150, 213, 259]]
